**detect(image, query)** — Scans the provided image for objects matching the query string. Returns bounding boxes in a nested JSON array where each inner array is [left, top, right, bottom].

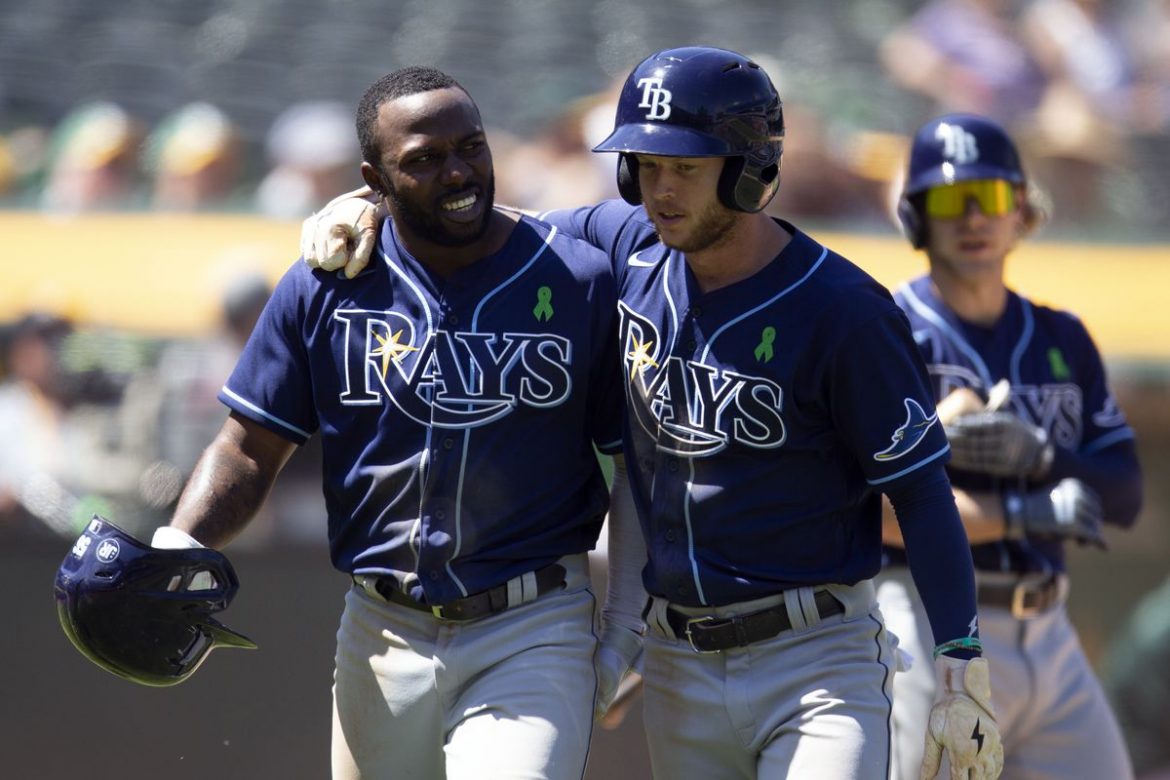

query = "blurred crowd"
[[0, 0, 1167, 235]]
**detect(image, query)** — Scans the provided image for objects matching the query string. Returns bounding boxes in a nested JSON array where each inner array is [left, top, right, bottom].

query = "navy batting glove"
[[1003, 478, 1107, 549]]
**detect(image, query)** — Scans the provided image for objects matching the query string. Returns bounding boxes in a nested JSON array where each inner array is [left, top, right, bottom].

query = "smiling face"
[[363, 86, 495, 248], [635, 154, 738, 254]]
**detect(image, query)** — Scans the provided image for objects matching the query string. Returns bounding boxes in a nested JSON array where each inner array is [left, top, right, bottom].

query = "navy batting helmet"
[[54, 516, 256, 687], [898, 113, 1026, 248], [593, 46, 785, 213]]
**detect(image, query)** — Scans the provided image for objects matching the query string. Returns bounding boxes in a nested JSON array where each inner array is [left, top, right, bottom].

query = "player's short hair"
[[356, 66, 470, 167]]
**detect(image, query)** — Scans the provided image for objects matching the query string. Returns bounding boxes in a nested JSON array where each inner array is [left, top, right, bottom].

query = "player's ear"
[[360, 162, 387, 197]]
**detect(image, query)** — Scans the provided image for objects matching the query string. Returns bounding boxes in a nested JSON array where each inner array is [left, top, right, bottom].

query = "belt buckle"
[[1010, 580, 1047, 620], [431, 604, 447, 619], [683, 616, 722, 654]]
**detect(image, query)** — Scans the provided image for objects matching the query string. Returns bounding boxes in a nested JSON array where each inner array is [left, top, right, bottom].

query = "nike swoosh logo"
[[627, 250, 656, 267]]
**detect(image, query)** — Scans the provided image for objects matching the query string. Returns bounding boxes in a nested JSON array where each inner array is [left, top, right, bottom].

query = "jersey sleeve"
[[1066, 313, 1136, 455], [218, 262, 318, 444], [829, 307, 951, 487], [539, 200, 654, 277]]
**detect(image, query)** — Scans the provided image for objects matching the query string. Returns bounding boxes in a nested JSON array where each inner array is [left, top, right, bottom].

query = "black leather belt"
[[360, 564, 566, 621], [977, 575, 1063, 619], [666, 590, 844, 653]]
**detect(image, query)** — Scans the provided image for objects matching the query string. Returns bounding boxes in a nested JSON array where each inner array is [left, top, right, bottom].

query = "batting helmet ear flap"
[[717, 156, 781, 213], [616, 154, 642, 205], [897, 195, 927, 249]]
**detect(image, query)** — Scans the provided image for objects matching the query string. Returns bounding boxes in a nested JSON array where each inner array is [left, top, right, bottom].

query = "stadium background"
[[1, 0, 1167, 777]]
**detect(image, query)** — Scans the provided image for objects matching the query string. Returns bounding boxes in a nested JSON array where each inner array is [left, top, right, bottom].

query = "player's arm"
[[594, 454, 647, 723], [881, 487, 1006, 548], [888, 464, 1005, 780], [164, 411, 297, 549]]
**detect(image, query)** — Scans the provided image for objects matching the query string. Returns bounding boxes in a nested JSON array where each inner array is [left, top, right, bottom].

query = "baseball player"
[[154, 66, 633, 780], [302, 47, 1004, 780], [877, 113, 1143, 780]]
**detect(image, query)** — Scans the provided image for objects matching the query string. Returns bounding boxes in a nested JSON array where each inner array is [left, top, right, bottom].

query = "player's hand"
[[594, 622, 643, 724], [1003, 478, 1107, 548], [945, 410, 1054, 479], [920, 656, 1004, 780], [300, 187, 380, 279]]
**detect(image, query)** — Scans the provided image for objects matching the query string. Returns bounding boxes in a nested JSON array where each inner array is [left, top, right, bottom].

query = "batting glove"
[[921, 656, 1004, 780], [300, 187, 380, 279], [151, 525, 215, 589], [594, 622, 643, 722], [1003, 478, 1107, 548], [945, 411, 1055, 479]]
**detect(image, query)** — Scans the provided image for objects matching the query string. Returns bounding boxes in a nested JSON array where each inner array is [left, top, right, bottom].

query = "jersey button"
[[428, 570, 440, 581], [443, 438, 455, 450], [690, 306, 703, 318], [434, 509, 446, 520], [665, 529, 677, 542], [683, 339, 696, 352], [667, 458, 679, 472], [446, 314, 460, 326]]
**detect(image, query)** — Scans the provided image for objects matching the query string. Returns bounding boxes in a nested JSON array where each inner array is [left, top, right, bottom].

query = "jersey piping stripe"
[[866, 443, 950, 486], [378, 240, 445, 587], [684, 457, 708, 605], [662, 252, 681, 351], [436, 225, 556, 594], [220, 386, 313, 440], [1009, 298, 1035, 386], [378, 240, 436, 333], [699, 246, 829, 363], [1082, 426, 1136, 455], [898, 283, 994, 390]]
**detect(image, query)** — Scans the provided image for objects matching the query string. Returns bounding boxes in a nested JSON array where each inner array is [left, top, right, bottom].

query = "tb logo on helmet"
[[637, 77, 672, 120], [936, 123, 979, 165]]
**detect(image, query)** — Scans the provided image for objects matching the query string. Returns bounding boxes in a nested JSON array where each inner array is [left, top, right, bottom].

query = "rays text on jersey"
[[334, 309, 572, 428], [619, 302, 785, 456]]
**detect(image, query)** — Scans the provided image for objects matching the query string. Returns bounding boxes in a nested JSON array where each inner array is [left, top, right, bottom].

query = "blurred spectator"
[[496, 92, 616, 212], [879, 0, 1047, 125], [120, 271, 325, 546], [1017, 0, 1136, 223], [254, 101, 362, 220], [40, 102, 143, 213], [146, 102, 246, 211], [1101, 575, 1170, 780], [0, 313, 77, 536], [1125, 0, 1170, 134]]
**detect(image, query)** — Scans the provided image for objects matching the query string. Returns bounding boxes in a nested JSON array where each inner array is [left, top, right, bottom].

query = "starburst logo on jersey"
[[333, 309, 572, 428], [637, 77, 672, 120], [370, 328, 418, 380], [873, 398, 939, 461], [619, 302, 786, 456]]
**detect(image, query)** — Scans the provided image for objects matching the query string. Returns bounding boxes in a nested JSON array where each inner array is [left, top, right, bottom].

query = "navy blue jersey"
[[543, 200, 951, 607], [220, 215, 624, 602], [891, 273, 1136, 574]]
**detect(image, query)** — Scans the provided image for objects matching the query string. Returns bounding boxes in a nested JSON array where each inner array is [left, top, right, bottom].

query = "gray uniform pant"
[[331, 553, 596, 780], [877, 566, 1133, 780], [641, 579, 897, 780]]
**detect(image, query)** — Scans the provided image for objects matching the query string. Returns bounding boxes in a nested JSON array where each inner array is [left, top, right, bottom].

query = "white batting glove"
[[151, 525, 205, 549], [300, 187, 381, 279], [920, 656, 1004, 780], [151, 526, 214, 589], [594, 622, 643, 721]]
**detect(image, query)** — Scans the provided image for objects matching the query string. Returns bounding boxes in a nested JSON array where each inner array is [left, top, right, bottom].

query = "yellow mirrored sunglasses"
[[924, 179, 1017, 218]]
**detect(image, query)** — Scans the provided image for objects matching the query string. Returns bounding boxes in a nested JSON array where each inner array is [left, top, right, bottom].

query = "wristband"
[[933, 637, 983, 659]]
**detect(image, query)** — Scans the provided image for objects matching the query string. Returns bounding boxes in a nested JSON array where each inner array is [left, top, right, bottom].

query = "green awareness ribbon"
[[533, 286, 554, 321], [754, 326, 776, 362]]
